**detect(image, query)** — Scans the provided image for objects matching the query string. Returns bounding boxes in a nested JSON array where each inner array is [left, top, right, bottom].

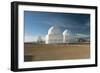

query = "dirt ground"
[[24, 43, 90, 62]]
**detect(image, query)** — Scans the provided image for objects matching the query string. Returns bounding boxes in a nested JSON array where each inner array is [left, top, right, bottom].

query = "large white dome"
[[48, 25, 62, 35]]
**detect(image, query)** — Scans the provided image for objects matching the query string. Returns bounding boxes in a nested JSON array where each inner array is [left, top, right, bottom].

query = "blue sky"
[[24, 11, 90, 42]]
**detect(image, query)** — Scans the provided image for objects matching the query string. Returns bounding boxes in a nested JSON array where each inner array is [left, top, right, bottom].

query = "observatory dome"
[[45, 25, 63, 44], [48, 25, 62, 35], [63, 29, 71, 35]]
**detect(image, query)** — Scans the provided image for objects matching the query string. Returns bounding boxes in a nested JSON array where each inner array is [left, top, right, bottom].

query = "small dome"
[[63, 29, 71, 35], [48, 25, 62, 35]]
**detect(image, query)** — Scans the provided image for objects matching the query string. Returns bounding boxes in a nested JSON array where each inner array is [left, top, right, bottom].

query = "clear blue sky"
[[24, 11, 90, 42]]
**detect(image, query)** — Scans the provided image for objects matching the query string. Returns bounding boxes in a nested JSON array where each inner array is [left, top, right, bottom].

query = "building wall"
[[45, 34, 63, 44]]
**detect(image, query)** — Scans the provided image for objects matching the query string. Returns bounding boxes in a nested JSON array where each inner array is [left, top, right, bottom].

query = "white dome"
[[63, 29, 71, 35], [48, 25, 62, 35]]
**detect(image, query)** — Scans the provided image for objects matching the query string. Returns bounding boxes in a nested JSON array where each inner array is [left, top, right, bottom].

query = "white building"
[[63, 30, 72, 43], [62, 30, 78, 43], [45, 25, 85, 44], [45, 25, 63, 44]]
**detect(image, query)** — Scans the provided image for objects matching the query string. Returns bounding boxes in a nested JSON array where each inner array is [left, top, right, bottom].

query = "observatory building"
[[45, 25, 63, 44], [45, 25, 73, 44], [63, 30, 72, 43], [44, 25, 89, 44]]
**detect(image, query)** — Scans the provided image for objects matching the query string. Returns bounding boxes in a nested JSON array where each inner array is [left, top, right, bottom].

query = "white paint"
[[0, 0, 99, 73]]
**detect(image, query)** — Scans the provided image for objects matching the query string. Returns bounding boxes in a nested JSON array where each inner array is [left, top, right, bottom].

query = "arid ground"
[[24, 43, 90, 62]]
